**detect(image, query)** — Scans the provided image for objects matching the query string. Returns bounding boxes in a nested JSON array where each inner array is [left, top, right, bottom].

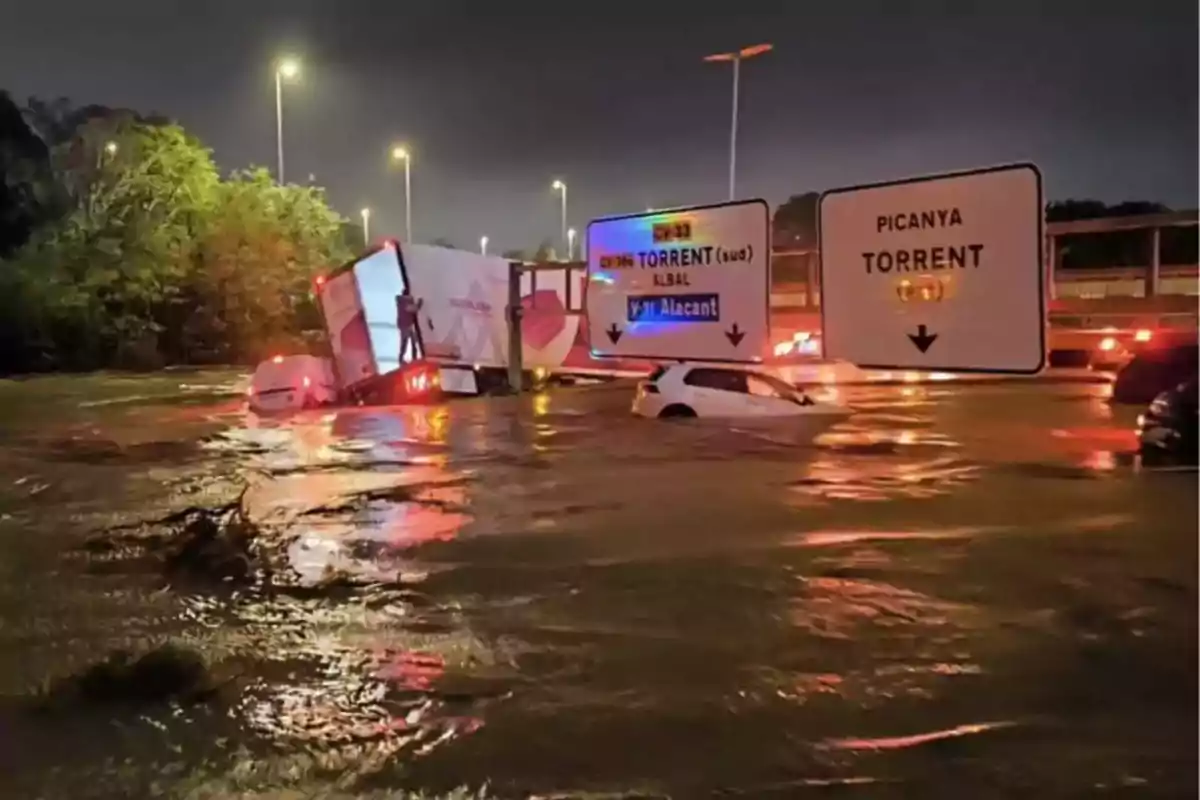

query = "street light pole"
[[275, 71, 284, 183], [704, 43, 772, 201], [274, 57, 300, 185], [480, 235, 489, 256], [567, 227, 577, 261], [391, 145, 412, 242], [728, 55, 739, 201], [552, 179, 567, 259], [360, 208, 371, 245], [404, 156, 411, 242]]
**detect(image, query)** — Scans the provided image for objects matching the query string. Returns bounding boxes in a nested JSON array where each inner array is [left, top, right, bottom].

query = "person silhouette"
[[395, 292, 424, 362]]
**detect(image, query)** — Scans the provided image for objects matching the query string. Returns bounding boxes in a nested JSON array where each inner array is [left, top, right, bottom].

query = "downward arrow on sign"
[[606, 323, 623, 344], [907, 324, 938, 353], [725, 323, 745, 347]]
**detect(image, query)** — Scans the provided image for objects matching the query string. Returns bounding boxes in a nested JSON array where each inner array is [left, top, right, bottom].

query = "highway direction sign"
[[585, 199, 770, 362], [818, 163, 1045, 374]]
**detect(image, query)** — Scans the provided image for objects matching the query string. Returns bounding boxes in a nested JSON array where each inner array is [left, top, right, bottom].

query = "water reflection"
[[226, 613, 490, 764], [17, 376, 1187, 797], [796, 391, 976, 500], [193, 403, 494, 767], [533, 391, 551, 418]]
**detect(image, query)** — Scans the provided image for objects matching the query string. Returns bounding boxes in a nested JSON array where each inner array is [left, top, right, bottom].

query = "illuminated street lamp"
[[480, 235, 489, 256], [274, 56, 301, 184], [360, 207, 371, 245], [703, 43, 772, 200], [104, 141, 118, 156], [567, 227, 577, 261], [390, 145, 412, 242], [551, 179, 567, 259]]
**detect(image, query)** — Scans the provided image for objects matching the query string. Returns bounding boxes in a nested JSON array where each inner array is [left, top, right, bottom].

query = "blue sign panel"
[[627, 293, 721, 323]]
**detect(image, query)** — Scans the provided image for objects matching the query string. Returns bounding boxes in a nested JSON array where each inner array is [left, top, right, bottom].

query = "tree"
[[532, 239, 555, 262], [1046, 198, 1194, 269], [184, 168, 349, 362], [770, 192, 819, 286], [1046, 199, 1170, 223], [23, 96, 170, 149], [4, 119, 220, 368], [0, 90, 53, 257], [773, 191, 818, 250], [0, 98, 352, 373]]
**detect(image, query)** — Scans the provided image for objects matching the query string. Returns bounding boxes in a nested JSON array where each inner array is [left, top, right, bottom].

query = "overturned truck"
[[310, 240, 652, 405]]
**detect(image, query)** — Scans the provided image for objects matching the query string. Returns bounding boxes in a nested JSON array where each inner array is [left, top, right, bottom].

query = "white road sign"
[[819, 163, 1045, 374], [585, 199, 770, 362]]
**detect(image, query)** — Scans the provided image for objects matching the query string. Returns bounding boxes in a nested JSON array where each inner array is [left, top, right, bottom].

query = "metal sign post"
[[506, 261, 524, 394]]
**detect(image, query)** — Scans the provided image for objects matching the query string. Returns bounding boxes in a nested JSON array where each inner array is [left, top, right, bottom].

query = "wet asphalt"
[[0, 371, 1195, 799]]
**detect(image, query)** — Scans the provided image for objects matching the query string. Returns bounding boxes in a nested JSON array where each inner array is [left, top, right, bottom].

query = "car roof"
[[252, 355, 330, 378]]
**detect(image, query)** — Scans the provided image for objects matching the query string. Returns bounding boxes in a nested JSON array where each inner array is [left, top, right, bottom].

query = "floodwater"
[[0, 371, 1195, 799]]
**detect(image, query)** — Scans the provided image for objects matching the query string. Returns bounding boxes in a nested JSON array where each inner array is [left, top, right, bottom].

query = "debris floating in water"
[[30, 643, 232, 710]]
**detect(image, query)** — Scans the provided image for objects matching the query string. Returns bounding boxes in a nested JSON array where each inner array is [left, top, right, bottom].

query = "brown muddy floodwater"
[[0, 371, 1195, 799]]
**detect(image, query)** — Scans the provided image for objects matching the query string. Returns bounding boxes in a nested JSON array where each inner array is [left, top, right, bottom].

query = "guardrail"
[[1049, 312, 1198, 331]]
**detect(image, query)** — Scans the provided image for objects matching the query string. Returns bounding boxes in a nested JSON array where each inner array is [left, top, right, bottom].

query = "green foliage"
[[183, 168, 349, 362], [0, 90, 55, 257], [0, 99, 349, 373], [3, 119, 219, 367]]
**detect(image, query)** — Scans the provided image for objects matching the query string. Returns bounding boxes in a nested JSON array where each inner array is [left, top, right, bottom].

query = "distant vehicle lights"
[[773, 331, 821, 358]]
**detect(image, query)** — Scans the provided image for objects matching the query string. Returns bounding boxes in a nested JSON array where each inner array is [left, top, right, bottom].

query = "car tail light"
[[1134, 329, 1152, 343], [641, 382, 660, 394], [1098, 337, 1117, 352], [302, 375, 311, 388], [272, 354, 284, 364]]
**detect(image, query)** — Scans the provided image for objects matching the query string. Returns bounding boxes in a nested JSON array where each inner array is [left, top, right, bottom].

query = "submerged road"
[[0, 372, 1194, 798]]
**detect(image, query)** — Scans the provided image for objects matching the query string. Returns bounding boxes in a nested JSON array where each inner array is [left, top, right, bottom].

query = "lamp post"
[[567, 227, 577, 261], [360, 208, 371, 245], [703, 43, 772, 200], [274, 56, 301, 184], [480, 235, 489, 256], [551, 179, 567, 260], [390, 145, 412, 242]]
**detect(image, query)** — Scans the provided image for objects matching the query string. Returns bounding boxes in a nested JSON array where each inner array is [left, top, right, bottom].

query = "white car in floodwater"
[[248, 354, 339, 414], [632, 363, 852, 437]]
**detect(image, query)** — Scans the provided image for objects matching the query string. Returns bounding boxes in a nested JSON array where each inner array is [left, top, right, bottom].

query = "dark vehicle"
[[1111, 340, 1198, 405], [343, 359, 442, 406], [1137, 377, 1199, 465]]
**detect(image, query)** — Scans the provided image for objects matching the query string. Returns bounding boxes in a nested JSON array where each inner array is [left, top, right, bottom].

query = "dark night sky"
[[3, 2, 1197, 253]]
